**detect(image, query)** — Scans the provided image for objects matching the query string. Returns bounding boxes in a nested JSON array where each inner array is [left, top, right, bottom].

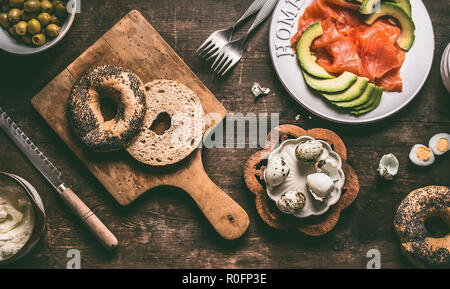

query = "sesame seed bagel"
[[126, 80, 205, 166], [394, 186, 450, 268], [68, 65, 147, 152]]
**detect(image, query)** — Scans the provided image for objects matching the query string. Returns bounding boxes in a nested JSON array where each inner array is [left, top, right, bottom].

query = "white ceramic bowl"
[[264, 136, 345, 218], [0, 172, 46, 265], [0, 0, 77, 55]]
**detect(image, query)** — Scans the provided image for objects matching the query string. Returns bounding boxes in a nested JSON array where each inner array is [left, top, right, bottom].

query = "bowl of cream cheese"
[[0, 172, 46, 265]]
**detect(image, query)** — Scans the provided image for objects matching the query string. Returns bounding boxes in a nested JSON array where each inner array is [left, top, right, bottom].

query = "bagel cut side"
[[127, 80, 205, 166]]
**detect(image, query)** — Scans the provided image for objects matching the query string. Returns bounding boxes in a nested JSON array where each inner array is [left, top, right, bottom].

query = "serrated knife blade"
[[0, 107, 63, 191], [0, 106, 118, 250]]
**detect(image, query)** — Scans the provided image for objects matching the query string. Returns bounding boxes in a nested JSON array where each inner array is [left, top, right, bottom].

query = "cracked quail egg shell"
[[377, 153, 399, 180], [265, 154, 290, 186], [409, 144, 435, 166], [277, 190, 306, 214], [315, 159, 339, 181], [295, 140, 323, 162], [428, 133, 450, 156], [307, 173, 334, 202]]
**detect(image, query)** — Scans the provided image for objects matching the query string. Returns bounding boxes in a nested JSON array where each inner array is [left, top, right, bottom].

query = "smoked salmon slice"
[[292, 0, 405, 91]]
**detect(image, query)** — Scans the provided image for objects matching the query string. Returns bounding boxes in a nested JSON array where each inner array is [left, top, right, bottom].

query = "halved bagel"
[[127, 80, 205, 166]]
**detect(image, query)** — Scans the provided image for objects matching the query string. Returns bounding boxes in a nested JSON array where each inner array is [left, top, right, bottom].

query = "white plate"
[[264, 136, 345, 218], [269, 0, 434, 124]]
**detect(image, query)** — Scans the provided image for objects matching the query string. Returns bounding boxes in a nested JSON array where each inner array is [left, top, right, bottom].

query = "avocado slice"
[[350, 87, 382, 115], [359, 0, 380, 14], [393, 0, 411, 16], [296, 22, 334, 79], [303, 71, 358, 93], [333, 83, 376, 108], [360, 0, 411, 16], [352, 86, 381, 110], [365, 2, 415, 51], [322, 77, 369, 102]]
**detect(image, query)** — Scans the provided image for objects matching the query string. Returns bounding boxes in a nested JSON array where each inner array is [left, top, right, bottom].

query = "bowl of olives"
[[0, 0, 77, 54]]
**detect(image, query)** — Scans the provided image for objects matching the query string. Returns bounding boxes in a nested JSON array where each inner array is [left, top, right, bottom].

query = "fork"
[[212, 0, 279, 76], [197, 0, 267, 61]]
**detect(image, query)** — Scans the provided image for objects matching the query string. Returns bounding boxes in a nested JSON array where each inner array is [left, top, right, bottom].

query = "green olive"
[[31, 32, 46, 46], [37, 12, 51, 26], [22, 32, 32, 44], [9, 0, 24, 8], [54, 1, 66, 17], [21, 9, 35, 21], [0, 12, 8, 28], [50, 14, 62, 25], [9, 24, 19, 37], [15, 20, 27, 35], [40, 0, 52, 13], [27, 18, 40, 34], [8, 8, 21, 22], [45, 23, 59, 37], [24, 0, 40, 13]]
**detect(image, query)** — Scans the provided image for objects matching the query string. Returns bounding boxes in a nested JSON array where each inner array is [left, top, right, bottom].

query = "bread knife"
[[0, 106, 118, 250]]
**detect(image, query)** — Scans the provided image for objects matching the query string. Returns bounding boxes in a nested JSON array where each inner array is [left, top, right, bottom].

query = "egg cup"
[[244, 124, 359, 236], [264, 136, 345, 218]]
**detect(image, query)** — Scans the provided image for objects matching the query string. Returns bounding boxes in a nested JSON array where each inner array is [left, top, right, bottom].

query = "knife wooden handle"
[[60, 187, 118, 250]]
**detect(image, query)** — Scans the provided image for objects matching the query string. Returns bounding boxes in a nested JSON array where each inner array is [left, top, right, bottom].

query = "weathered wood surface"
[[0, 0, 449, 268]]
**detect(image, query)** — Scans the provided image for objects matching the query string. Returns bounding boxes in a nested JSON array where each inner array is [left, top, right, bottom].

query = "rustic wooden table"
[[0, 0, 448, 269]]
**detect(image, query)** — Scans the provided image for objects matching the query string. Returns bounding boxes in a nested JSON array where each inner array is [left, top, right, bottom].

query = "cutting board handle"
[[177, 168, 249, 240]]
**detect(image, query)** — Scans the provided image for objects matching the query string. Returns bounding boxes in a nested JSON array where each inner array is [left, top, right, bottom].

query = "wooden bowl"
[[244, 125, 359, 236]]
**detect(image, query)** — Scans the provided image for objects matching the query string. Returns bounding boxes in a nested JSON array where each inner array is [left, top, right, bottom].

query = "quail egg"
[[428, 133, 450, 156], [307, 173, 334, 202], [265, 154, 290, 187], [295, 140, 323, 162], [315, 159, 339, 181], [377, 153, 399, 180], [409, 144, 435, 166], [277, 190, 306, 214]]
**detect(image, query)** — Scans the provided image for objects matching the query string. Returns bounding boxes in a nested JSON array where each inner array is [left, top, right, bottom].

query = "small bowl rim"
[[0, 0, 78, 55]]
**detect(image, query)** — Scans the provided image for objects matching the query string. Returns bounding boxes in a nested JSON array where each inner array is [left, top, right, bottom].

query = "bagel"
[[68, 65, 147, 152], [126, 80, 205, 166], [394, 186, 450, 268]]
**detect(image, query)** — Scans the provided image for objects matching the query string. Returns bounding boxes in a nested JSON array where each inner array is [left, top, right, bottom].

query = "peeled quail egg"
[[265, 155, 290, 186], [315, 159, 339, 181], [377, 153, 399, 180], [277, 190, 306, 214], [409, 144, 435, 166], [307, 173, 334, 202], [295, 140, 323, 162], [428, 133, 450, 156]]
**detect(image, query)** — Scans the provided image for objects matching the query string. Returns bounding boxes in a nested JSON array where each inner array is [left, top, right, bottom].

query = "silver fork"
[[197, 0, 267, 61], [212, 0, 279, 76]]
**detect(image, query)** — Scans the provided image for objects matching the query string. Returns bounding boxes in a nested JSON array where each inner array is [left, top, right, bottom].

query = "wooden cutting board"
[[31, 10, 249, 240]]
